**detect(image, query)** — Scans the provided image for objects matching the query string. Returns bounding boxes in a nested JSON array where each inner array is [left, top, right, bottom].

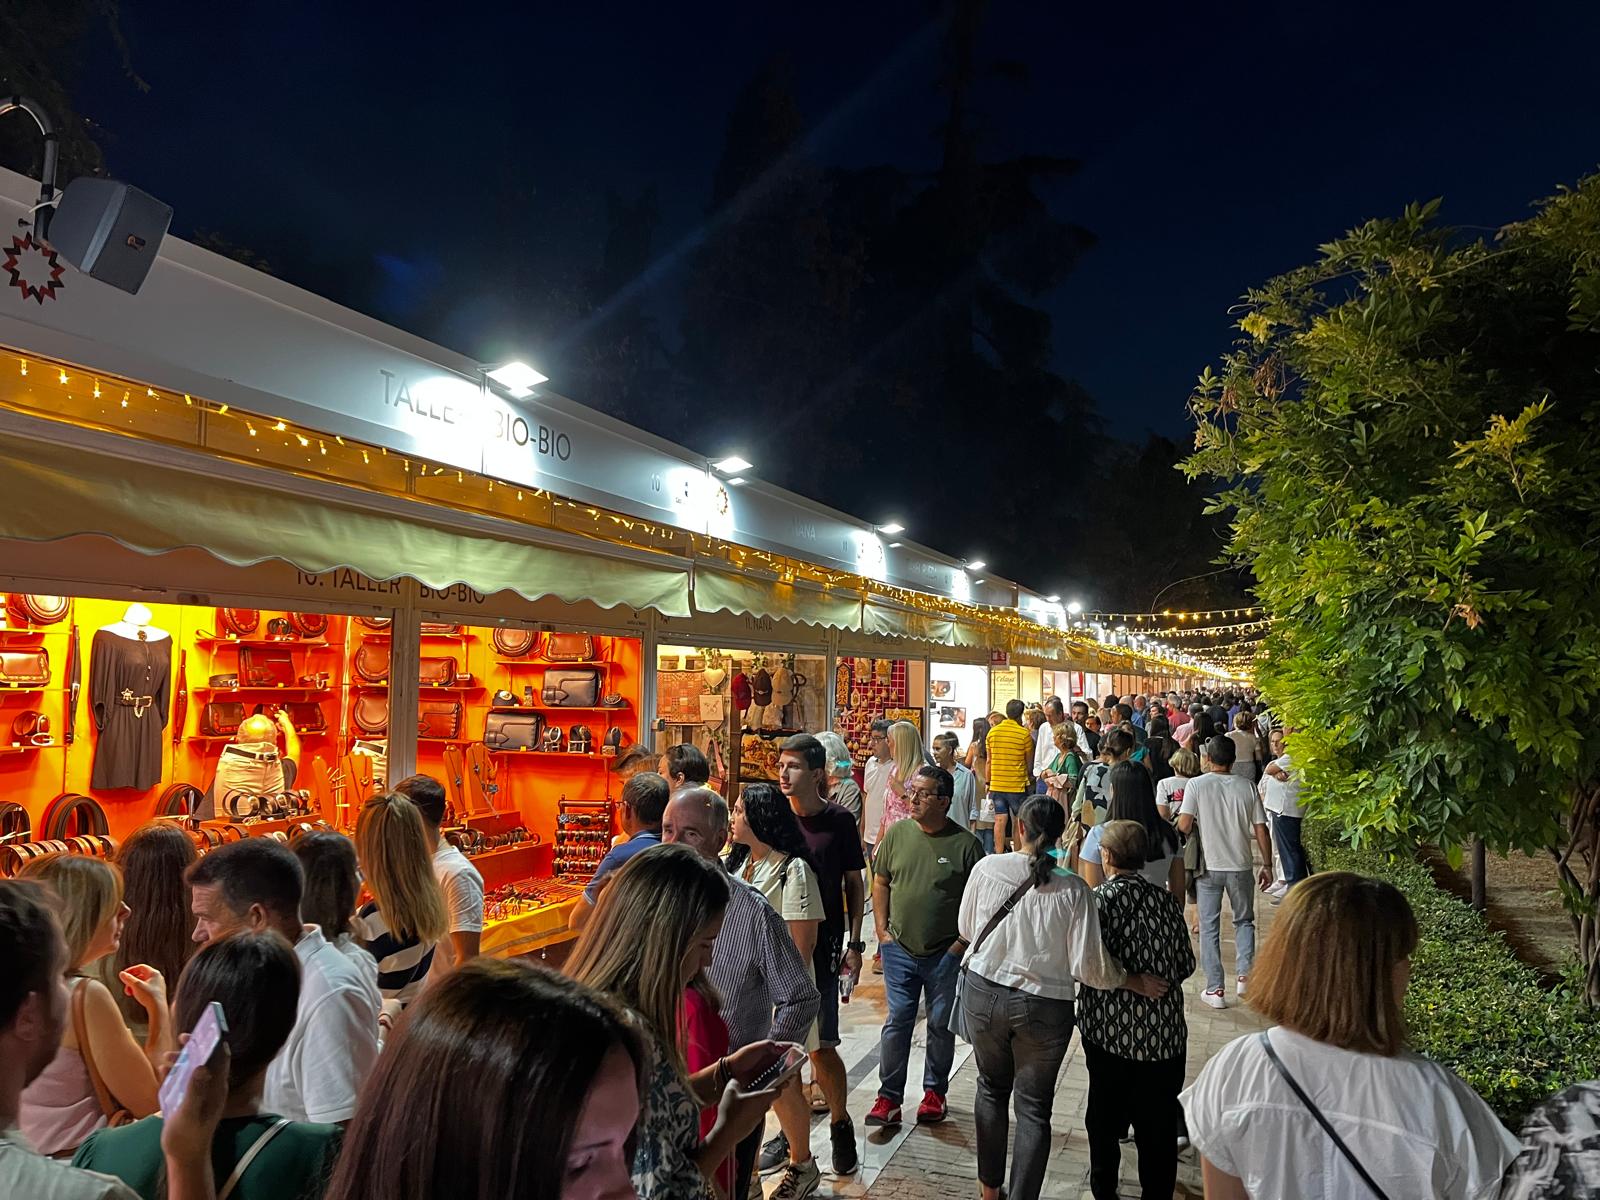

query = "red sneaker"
[[916, 1090, 947, 1123], [864, 1096, 902, 1127]]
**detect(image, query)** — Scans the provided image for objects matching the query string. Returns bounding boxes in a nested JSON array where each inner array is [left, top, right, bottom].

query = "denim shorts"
[[989, 790, 1028, 816]]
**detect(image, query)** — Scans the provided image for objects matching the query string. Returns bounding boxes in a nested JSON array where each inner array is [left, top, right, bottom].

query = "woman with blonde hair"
[[874, 720, 927, 844], [17, 854, 175, 1155], [1182, 872, 1518, 1199], [354, 792, 448, 1005], [568, 843, 785, 1199]]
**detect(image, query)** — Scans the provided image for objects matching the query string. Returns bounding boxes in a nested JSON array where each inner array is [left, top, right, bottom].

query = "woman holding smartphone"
[[73, 931, 342, 1199], [568, 844, 788, 1200]]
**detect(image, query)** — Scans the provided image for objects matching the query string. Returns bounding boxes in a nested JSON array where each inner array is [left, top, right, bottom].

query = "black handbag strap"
[[969, 876, 1036, 958], [1257, 1032, 1391, 1200]]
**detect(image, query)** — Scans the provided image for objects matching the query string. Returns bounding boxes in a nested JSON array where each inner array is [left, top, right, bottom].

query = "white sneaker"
[[1201, 988, 1227, 1009], [1236, 976, 1248, 998], [1267, 881, 1288, 898]]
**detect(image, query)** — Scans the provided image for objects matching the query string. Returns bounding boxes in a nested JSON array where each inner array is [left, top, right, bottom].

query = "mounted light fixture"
[[876, 522, 905, 536], [1066, 600, 1084, 615], [966, 559, 987, 572], [725, 477, 747, 487], [712, 456, 753, 474], [1045, 594, 1061, 604], [485, 361, 549, 398]]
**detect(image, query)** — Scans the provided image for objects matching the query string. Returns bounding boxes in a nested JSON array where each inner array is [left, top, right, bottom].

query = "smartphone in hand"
[[741, 1046, 807, 1095], [160, 1001, 228, 1116]]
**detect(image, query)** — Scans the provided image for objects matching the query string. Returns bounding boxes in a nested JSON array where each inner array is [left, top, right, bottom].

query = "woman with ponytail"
[[956, 797, 1170, 1200]]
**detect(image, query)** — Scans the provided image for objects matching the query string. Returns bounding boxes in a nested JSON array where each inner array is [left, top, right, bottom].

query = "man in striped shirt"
[[984, 699, 1033, 853]]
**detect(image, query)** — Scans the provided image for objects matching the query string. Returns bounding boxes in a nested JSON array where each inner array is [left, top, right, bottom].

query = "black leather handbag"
[[484, 711, 544, 750], [541, 669, 601, 707]]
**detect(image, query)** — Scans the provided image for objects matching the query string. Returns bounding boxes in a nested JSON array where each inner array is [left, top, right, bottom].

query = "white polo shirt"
[[264, 925, 381, 1124], [862, 755, 892, 846], [429, 842, 485, 974]]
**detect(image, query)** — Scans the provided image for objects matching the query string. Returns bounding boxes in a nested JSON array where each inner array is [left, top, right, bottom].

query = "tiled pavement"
[[755, 881, 1279, 1200]]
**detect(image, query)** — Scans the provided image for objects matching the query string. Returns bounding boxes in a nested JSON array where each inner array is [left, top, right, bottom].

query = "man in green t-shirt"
[[864, 765, 983, 1129]]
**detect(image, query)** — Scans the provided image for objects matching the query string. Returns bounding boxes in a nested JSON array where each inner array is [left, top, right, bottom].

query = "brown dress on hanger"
[[89, 628, 171, 790]]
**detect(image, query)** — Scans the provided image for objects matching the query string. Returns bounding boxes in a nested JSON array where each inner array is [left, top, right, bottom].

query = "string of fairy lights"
[[5, 351, 1259, 679]]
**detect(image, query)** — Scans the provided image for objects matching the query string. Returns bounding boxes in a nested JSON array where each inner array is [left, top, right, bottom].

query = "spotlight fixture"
[[485, 361, 549, 398], [1066, 600, 1084, 615], [966, 559, 987, 572], [725, 477, 747, 487], [876, 522, 905, 536], [1045, 594, 1061, 604], [712, 456, 753, 474]]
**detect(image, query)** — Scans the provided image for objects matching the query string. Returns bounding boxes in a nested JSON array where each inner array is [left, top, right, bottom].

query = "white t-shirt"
[[1078, 823, 1180, 889], [1179, 771, 1267, 872], [1182, 1026, 1520, 1199], [1033, 721, 1064, 776], [739, 852, 822, 923], [957, 852, 1125, 999], [429, 842, 485, 974], [1154, 774, 1189, 818], [1226, 728, 1259, 766], [1260, 753, 1303, 817], [862, 756, 892, 845], [264, 925, 382, 1124], [0, 1129, 136, 1200]]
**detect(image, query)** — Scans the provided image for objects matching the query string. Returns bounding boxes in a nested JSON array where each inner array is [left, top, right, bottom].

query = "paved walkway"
[[755, 879, 1279, 1200]]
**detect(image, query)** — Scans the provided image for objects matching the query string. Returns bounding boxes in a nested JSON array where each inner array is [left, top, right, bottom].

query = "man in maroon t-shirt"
[[768, 732, 867, 1178]]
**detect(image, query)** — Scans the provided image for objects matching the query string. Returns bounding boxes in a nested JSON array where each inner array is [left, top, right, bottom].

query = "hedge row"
[[1302, 822, 1600, 1125]]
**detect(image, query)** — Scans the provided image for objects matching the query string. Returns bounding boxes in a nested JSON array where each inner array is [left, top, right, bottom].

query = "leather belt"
[[116, 689, 156, 718], [221, 744, 279, 763]]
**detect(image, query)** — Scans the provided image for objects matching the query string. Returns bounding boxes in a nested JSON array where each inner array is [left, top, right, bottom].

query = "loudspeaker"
[[47, 178, 172, 295]]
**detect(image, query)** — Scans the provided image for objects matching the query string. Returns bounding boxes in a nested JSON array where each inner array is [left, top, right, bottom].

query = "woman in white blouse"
[[1182, 872, 1519, 1199], [958, 796, 1167, 1200]]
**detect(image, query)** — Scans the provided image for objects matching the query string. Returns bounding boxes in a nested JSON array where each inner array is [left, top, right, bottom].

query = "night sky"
[[56, 3, 1600, 466]]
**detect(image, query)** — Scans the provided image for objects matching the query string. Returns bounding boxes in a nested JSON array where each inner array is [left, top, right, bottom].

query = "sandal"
[[808, 1082, 828, 1113]]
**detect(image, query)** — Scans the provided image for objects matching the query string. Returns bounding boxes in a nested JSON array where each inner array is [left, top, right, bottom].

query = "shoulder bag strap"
[[70, 976, 122, 1122], [1256, 1032, 1392, 1200], [970, 876, 1036, 957], [218, 1118, 292, 1200]]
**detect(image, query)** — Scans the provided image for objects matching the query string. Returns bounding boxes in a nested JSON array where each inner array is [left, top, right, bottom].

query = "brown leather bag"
[[352, 695, 388, 735], [72, 978, 135, 1129], [238, 646, 295, 688], [283, 702, 326, 732], [286, 612, 329, 638], [541, 669, 601, 707], [484, 711, 544, 750], [5, 594, 69, 625], [353, 642, 390, 683], [356, 615, 392, 631], [492, 627, 537, 657], [0, 648, 50, 687], [543, 633, 595, 662], [419, 657, 457, 687], [419, 701, 463, 739], [421, 622, 462, 636], [217, 607, 260, 637], [199, 702, 245, 737]]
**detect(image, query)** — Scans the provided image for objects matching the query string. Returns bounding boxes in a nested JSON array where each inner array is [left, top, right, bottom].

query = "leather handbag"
[[238, 646, 295, 688], [352, 694, 389, 736], [543, 633, 595, 662], [419, 657, 458, 687], [200, 702, 246, 737], [419, 700, 463, 739], [492, 627, 537, 657], [356, 615, 392, 631], [353, 642, 390, 684], [0, 647, 50, 687], [6, 594, 69, 625], [217, 608, 260, 637], [286, 612, 329, 638], [284, 702, 326, 732], [541, 669, 601, 707], [10, 710, 49, 745], [484, 710, 544, 751], [421, 621, 462, 636]]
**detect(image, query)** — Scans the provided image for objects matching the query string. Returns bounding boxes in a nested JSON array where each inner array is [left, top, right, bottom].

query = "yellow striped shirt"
[[985, 719, 1033, 792]]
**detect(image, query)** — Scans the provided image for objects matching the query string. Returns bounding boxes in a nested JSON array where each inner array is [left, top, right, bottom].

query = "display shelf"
[[193, 637, 333, 649], [194, 687, 333, 697], [0, 684, 51, 692], [356, 632, 476, 641], [489, 704, 629, 713], [0, 627, 68, 637], [494, 660, 610, 669], [487, 749, 607, 760], [351, 683, 484, 693], [188, 732, 331, 742], [1, 743, 63, 754]]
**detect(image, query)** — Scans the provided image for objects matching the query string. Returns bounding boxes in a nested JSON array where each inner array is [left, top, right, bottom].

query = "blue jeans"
[[1272, 813, 1308, 885], [976, 826, 995, 855], [1196, 869, 1256, 991], [878, 940, 960, 1103]]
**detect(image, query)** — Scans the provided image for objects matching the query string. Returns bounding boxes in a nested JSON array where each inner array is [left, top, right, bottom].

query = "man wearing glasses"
[[865, 765, 984, 1129]]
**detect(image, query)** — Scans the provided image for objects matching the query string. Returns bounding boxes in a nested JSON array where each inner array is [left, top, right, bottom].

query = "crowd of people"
[[0, 688, 1584, 1199]]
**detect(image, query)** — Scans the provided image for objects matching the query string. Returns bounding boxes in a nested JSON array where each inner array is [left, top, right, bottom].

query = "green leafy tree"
[[1185, 180, 1600, 1003]]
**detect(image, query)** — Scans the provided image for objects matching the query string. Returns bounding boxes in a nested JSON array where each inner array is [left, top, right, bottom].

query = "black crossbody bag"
[[1257, 1031, 1392, 1200]]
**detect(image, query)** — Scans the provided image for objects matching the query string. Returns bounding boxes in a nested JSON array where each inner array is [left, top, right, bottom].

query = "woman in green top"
[[74, 931, 341, 1200], [1038, 722, 1087, 803]]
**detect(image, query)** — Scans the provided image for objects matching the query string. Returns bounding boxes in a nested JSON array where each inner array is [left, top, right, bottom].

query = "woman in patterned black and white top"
[[1078, 819, 1196, 1200]]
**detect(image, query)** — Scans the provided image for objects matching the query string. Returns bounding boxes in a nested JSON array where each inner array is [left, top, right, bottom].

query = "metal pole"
[[0, 96, 60, 239]]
